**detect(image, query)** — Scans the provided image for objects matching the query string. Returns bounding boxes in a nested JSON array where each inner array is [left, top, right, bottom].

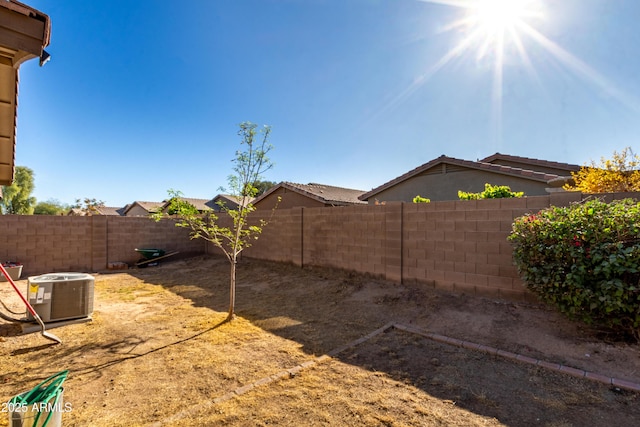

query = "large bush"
[[564, 147, 640, 193], [509, 198, 640, 340]]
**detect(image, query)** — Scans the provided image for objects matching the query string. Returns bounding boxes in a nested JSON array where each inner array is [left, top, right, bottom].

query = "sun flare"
[[471, 0, 534, 34], [370, 0, 639, 147], [460, 0, 544, 61]]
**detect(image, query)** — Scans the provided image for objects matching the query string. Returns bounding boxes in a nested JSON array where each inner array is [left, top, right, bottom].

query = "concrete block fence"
[[0, 215, 205, 277], [2, 191, 637, 302], [241, 191, 639, 301]]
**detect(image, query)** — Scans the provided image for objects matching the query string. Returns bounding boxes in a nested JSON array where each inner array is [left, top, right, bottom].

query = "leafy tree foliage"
[[156, 122, 277, 321], [34, 199, 68, 215], [72, 198, 105, 215], [253, 180, 277, 196], [458, 183, 524, 200], [564, 147, 640, 193], [0, 166, 36, 214]]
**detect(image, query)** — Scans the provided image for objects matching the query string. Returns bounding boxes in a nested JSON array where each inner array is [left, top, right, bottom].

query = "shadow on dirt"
[[124, 254, 640, 426]]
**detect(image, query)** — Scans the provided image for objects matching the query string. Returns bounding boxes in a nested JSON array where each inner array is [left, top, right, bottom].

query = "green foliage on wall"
[[459, 183, 524, 200], [412, 195, 431, 203]]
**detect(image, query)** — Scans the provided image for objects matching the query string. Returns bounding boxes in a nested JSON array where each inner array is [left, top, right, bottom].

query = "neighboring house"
[[158, 197, 216, 214], [480, 153, 581, 177], [0, 1, 50, 186], [359, 154, 580, 204], [157, 194, 254, 214], [123, 201, 164, 217], [253, 182, 367, 210], [67, 206, 126, 216], [210, 194, 252, 212], [66, 208, 85, 216], [95, 206, 126, 216]]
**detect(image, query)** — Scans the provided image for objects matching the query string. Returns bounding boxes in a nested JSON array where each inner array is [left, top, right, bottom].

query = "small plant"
[[509, 198, 640, 340], [458, 183, 524, 200], [412, 195, 431, 203]]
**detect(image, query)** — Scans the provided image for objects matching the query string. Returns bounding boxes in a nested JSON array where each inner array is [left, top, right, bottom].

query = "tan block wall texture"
[[0, 215, 204, 276], [245, 199, 535, 299], [2, 191, 638, 302], [243, 191, 638, 301]]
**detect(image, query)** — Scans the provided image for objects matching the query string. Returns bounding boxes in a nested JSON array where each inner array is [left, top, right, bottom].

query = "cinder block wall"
[[401, 197, 552, 300], [249, 208, 304, 264], [242, 192, 598, 301], [3, 191, 638, 302], [106, 216, 206, 264], [0, 215, 94, 274], [0, 216, 204, 276]]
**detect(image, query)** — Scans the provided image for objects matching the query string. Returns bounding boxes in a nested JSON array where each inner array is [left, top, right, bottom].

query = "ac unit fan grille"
[[50, 280, 94, 321]]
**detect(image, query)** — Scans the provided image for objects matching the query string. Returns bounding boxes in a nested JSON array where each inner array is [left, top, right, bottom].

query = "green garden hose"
[[9, 370, 68, 427]]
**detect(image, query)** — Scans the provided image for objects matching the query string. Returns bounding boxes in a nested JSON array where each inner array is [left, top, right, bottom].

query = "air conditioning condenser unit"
[[27, 273, 94, 323]]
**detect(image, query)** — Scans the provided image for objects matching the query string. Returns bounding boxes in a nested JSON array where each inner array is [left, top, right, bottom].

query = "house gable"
[[360, 155, 568, 203], [210, 194, 252, 212], [254, 182, 366, 210], [123, 201, 163, 217], [95, 206, 125, 216]]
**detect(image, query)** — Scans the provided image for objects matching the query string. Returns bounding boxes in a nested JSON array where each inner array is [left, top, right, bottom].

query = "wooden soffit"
[[0, 0, 50, 186]]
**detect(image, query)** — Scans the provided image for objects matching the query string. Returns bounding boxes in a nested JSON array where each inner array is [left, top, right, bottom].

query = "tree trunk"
[[227, 258, 237, 320]]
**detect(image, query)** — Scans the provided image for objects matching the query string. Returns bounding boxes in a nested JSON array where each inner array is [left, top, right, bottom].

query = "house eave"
[[0, 0, 51, 186]]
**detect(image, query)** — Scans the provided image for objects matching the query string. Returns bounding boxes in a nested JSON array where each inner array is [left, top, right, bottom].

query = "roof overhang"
[[0, 0, 50, 186]]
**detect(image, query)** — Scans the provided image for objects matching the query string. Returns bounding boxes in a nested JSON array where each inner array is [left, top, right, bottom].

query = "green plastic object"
[[8, 370, 68, 427], [135, 248, 166, 260]]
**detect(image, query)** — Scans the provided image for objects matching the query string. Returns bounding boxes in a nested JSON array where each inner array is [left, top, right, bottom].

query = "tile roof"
[[123, 201, 164, 215], [95, 206, 126, 216], [179, 198, 214, 211], [359, 155, 567, 200], [255, 182, 367, 206], [157, 197, 214, 212], [211, 194, 253, 209], [66, 208, 86, 216], [136, 201, 163, 210], [480, 152, 581, 172]]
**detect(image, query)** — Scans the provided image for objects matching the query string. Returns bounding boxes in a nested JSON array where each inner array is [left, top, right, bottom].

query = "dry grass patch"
[[1, 255, 640, 426]]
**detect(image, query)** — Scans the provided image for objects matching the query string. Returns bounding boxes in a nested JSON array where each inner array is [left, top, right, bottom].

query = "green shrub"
[[412, 195, 431, 204], [458, 183, 524, 200], [509, 198, 640, 340]]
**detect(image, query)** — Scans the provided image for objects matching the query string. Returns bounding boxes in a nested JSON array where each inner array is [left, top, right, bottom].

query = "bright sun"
[[463, 0, 543, 59], [377, 0, 637, 146], [472, 0, 532, 34]]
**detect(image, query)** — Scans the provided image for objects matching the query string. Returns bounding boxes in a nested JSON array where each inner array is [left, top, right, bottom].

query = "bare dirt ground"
[[1, 255, 640, 426]]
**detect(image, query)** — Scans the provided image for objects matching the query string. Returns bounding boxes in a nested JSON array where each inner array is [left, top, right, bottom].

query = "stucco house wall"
[[254, 187, 326, 210], [370, 168, 551, 203], [124, 204, 152, 217]]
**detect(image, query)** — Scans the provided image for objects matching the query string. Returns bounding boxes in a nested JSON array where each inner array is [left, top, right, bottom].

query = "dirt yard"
[[1, 255, 640, 426]]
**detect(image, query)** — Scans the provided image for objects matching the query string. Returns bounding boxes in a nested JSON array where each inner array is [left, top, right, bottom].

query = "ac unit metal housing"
[[27, 273, 94, 323]]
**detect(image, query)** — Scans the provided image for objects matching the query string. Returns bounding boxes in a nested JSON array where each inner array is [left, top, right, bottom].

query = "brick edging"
[[392, 322, 640, 392], [149, 321, 640, 426]]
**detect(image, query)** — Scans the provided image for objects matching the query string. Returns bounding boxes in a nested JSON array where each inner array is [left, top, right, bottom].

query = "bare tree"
[[156, 122, 276, 320]]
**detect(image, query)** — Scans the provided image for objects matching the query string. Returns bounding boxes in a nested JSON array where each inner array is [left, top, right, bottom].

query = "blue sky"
[[15, 0, 640, 207]]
